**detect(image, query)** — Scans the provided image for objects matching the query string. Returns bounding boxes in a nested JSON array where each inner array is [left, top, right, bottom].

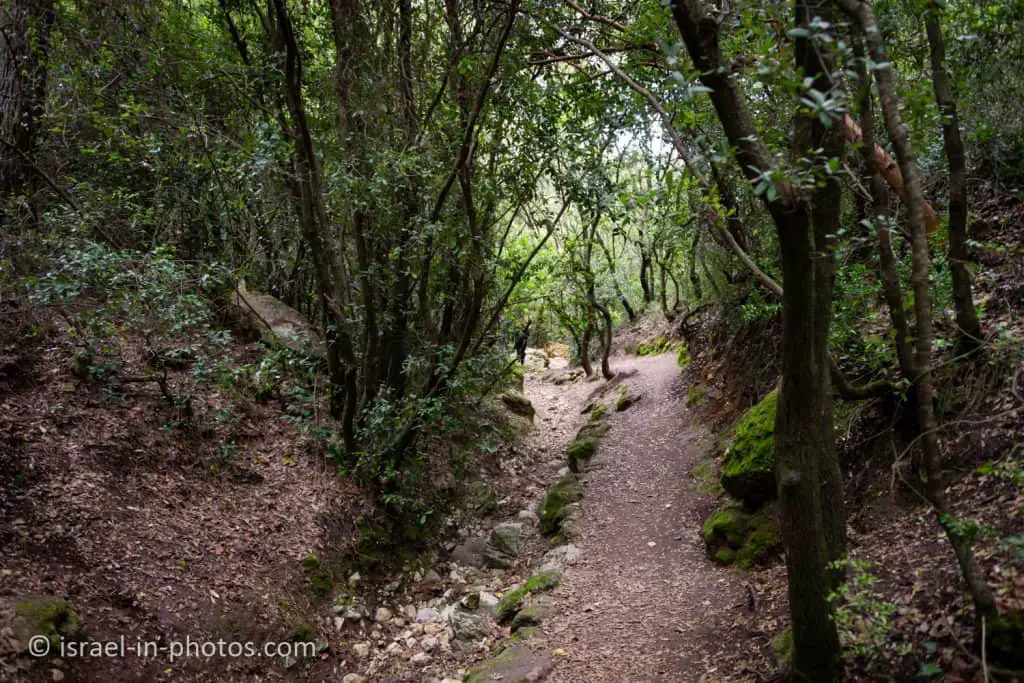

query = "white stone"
[[374, 607, 393, 623], [352, 643, 370, 658], [410, 652, 431, 665], [416, 606, 440, 623], [342, 675, 367, 683]]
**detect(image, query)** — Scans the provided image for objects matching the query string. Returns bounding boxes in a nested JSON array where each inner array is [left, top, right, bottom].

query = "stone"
[[405, 637, 417, 648], [342, 675, 368, 683], [423, 623, 444, 635], [333, 616, 344, 631], [703, 503, 782, 568], [451, 537, 488, 568], [352, 642, 370, 658], [410, 651, 431, 665], [483, 522, 528, 569], [384, 642, 402, 656], [416, 606, 440, 623], [720, 387, 779, 508], [448, 607, 488, 641], [404, 604, 417, 620], [501, 391, 535, 419], [51, 670, 65, 682], [511, 596, 554, 631], [348, 572, 361, 586], [463, 644, 553, 683], [517, 509, 539, 525], [374, 607, 393, 623], [477, 592, 500, 619], [540, 544, 582, 573], [424, 569, 443, 583], [409, 623, 424, 637], [538, 474, 583, 537], [421, 636, 440, 652]]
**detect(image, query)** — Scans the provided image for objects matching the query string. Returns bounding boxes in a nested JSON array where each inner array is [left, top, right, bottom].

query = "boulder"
[[721, 387, 779, 508], [500, 391, 535, 419], [538, 474, 583, 537], [511, 596, 554, 632], [229, 281, 325, 358], [448, 607, 488, 641], [464, 644, 553, 683], [540, 544, 582, 573], [703, 503, 782, 568], [483, 522, 528, 569], [451, 537, 488, 568]]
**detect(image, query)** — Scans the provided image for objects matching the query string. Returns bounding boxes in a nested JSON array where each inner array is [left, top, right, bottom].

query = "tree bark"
[[0, 0, 56, 212], [924, 3, 983, 352], [839, 0, 997, 635], [671, 1, 844, 678]]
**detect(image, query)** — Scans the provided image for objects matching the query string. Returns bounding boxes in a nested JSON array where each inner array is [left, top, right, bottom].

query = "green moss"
[[293, 621, 317, 642], [735, 507, 782, 569], [497, 570, 562, 621], [636, 335, 671, 356], [686, 383, 706, 407], [713, 548, 736, 565], [676, 342, 691, 369], [703, 504, 782, 568], [538, 474, 583, 536], [576, 422, 610, 441], [703, 506, 747, 547], [302, 554, 332, 598], [721, 387, 779, 508], [14, 597, 81, 647], [589, 404, 607, 422], [771, 626, 793, 671], [567, 436, 598, 472]]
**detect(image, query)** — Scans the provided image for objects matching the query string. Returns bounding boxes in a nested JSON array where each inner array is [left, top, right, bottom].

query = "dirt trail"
[[525, 352, 754, 682]]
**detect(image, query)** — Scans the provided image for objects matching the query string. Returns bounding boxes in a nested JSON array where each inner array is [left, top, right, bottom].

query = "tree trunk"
[[853, 44, 915, 379], [840, 0, 997, 635], [595, 300, 614, 380], [924, 4, 983, 352], [0, 0, 56, 212], [671, 1, 845, 678]]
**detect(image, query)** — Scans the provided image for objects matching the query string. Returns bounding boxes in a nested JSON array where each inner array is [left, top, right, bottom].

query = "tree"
[[670, 1, 846, 679]]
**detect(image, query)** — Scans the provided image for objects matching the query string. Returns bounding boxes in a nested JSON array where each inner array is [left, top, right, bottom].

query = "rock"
[[424, 569, 442, 583], [464, 644, 553, 683], [497, 569, 562, 622], [538, 474, 583, 537], [448, 607, 488, 641], [721, 387, 778, 508], [517, 509, 539, 525], [353, 642, 370, 658], [524, 348, 550, 370], [405, 637, 417, 648], [416, 607, 440, 623], [410, 651, 431, 665], [615, 390, 641, 411], [348, 572, 361, 586], [477, 592, 500, 619], [385, 641, 402, 656], [540, 544, 582, 573], [374, 607, 393, 623], [451, 537, 488, 568], [404, 604, 417, 619], [342, 675, 368, 683], [333, 616, 344, 631], [483, 522, 528, 569], [390, 617, 406, 628], [703, 503, 782, 568], [423, 623, 444, 635], [465, 481, 498, 515], [229, 282, 325, 358], [511, 596, 554, 631], [501, 391, 536, 419], [51, 670, 65, 682], [421, 635, 440, 652]]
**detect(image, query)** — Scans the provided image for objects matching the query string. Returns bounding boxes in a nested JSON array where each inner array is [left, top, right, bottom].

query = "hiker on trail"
[[513, 320, 531, 365]]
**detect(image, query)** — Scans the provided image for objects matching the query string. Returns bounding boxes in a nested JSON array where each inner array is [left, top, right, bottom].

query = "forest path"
[[524, 352, 752, 682]]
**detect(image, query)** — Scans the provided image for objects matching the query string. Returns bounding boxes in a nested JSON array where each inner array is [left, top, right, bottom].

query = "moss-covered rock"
[[615, 388, 640, 411], [13, 597, 81, 648], [538, 474, 583, 536], [511, 596, 554, 632], [497, 569, 562, 622], [464, 644, 553, 683], [589, 403, 607, 422], [703, 503, 782, 569], [771, 626, 793, 672], [721, 387, 778, 508], [500, 391, 535, 419], [636, 336, 672, 356], [567, 437, 597, 472], [465, 481, 497, 515]]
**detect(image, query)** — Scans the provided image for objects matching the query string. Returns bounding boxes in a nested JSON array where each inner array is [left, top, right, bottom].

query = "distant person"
[[513, 320, 531, 365]]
